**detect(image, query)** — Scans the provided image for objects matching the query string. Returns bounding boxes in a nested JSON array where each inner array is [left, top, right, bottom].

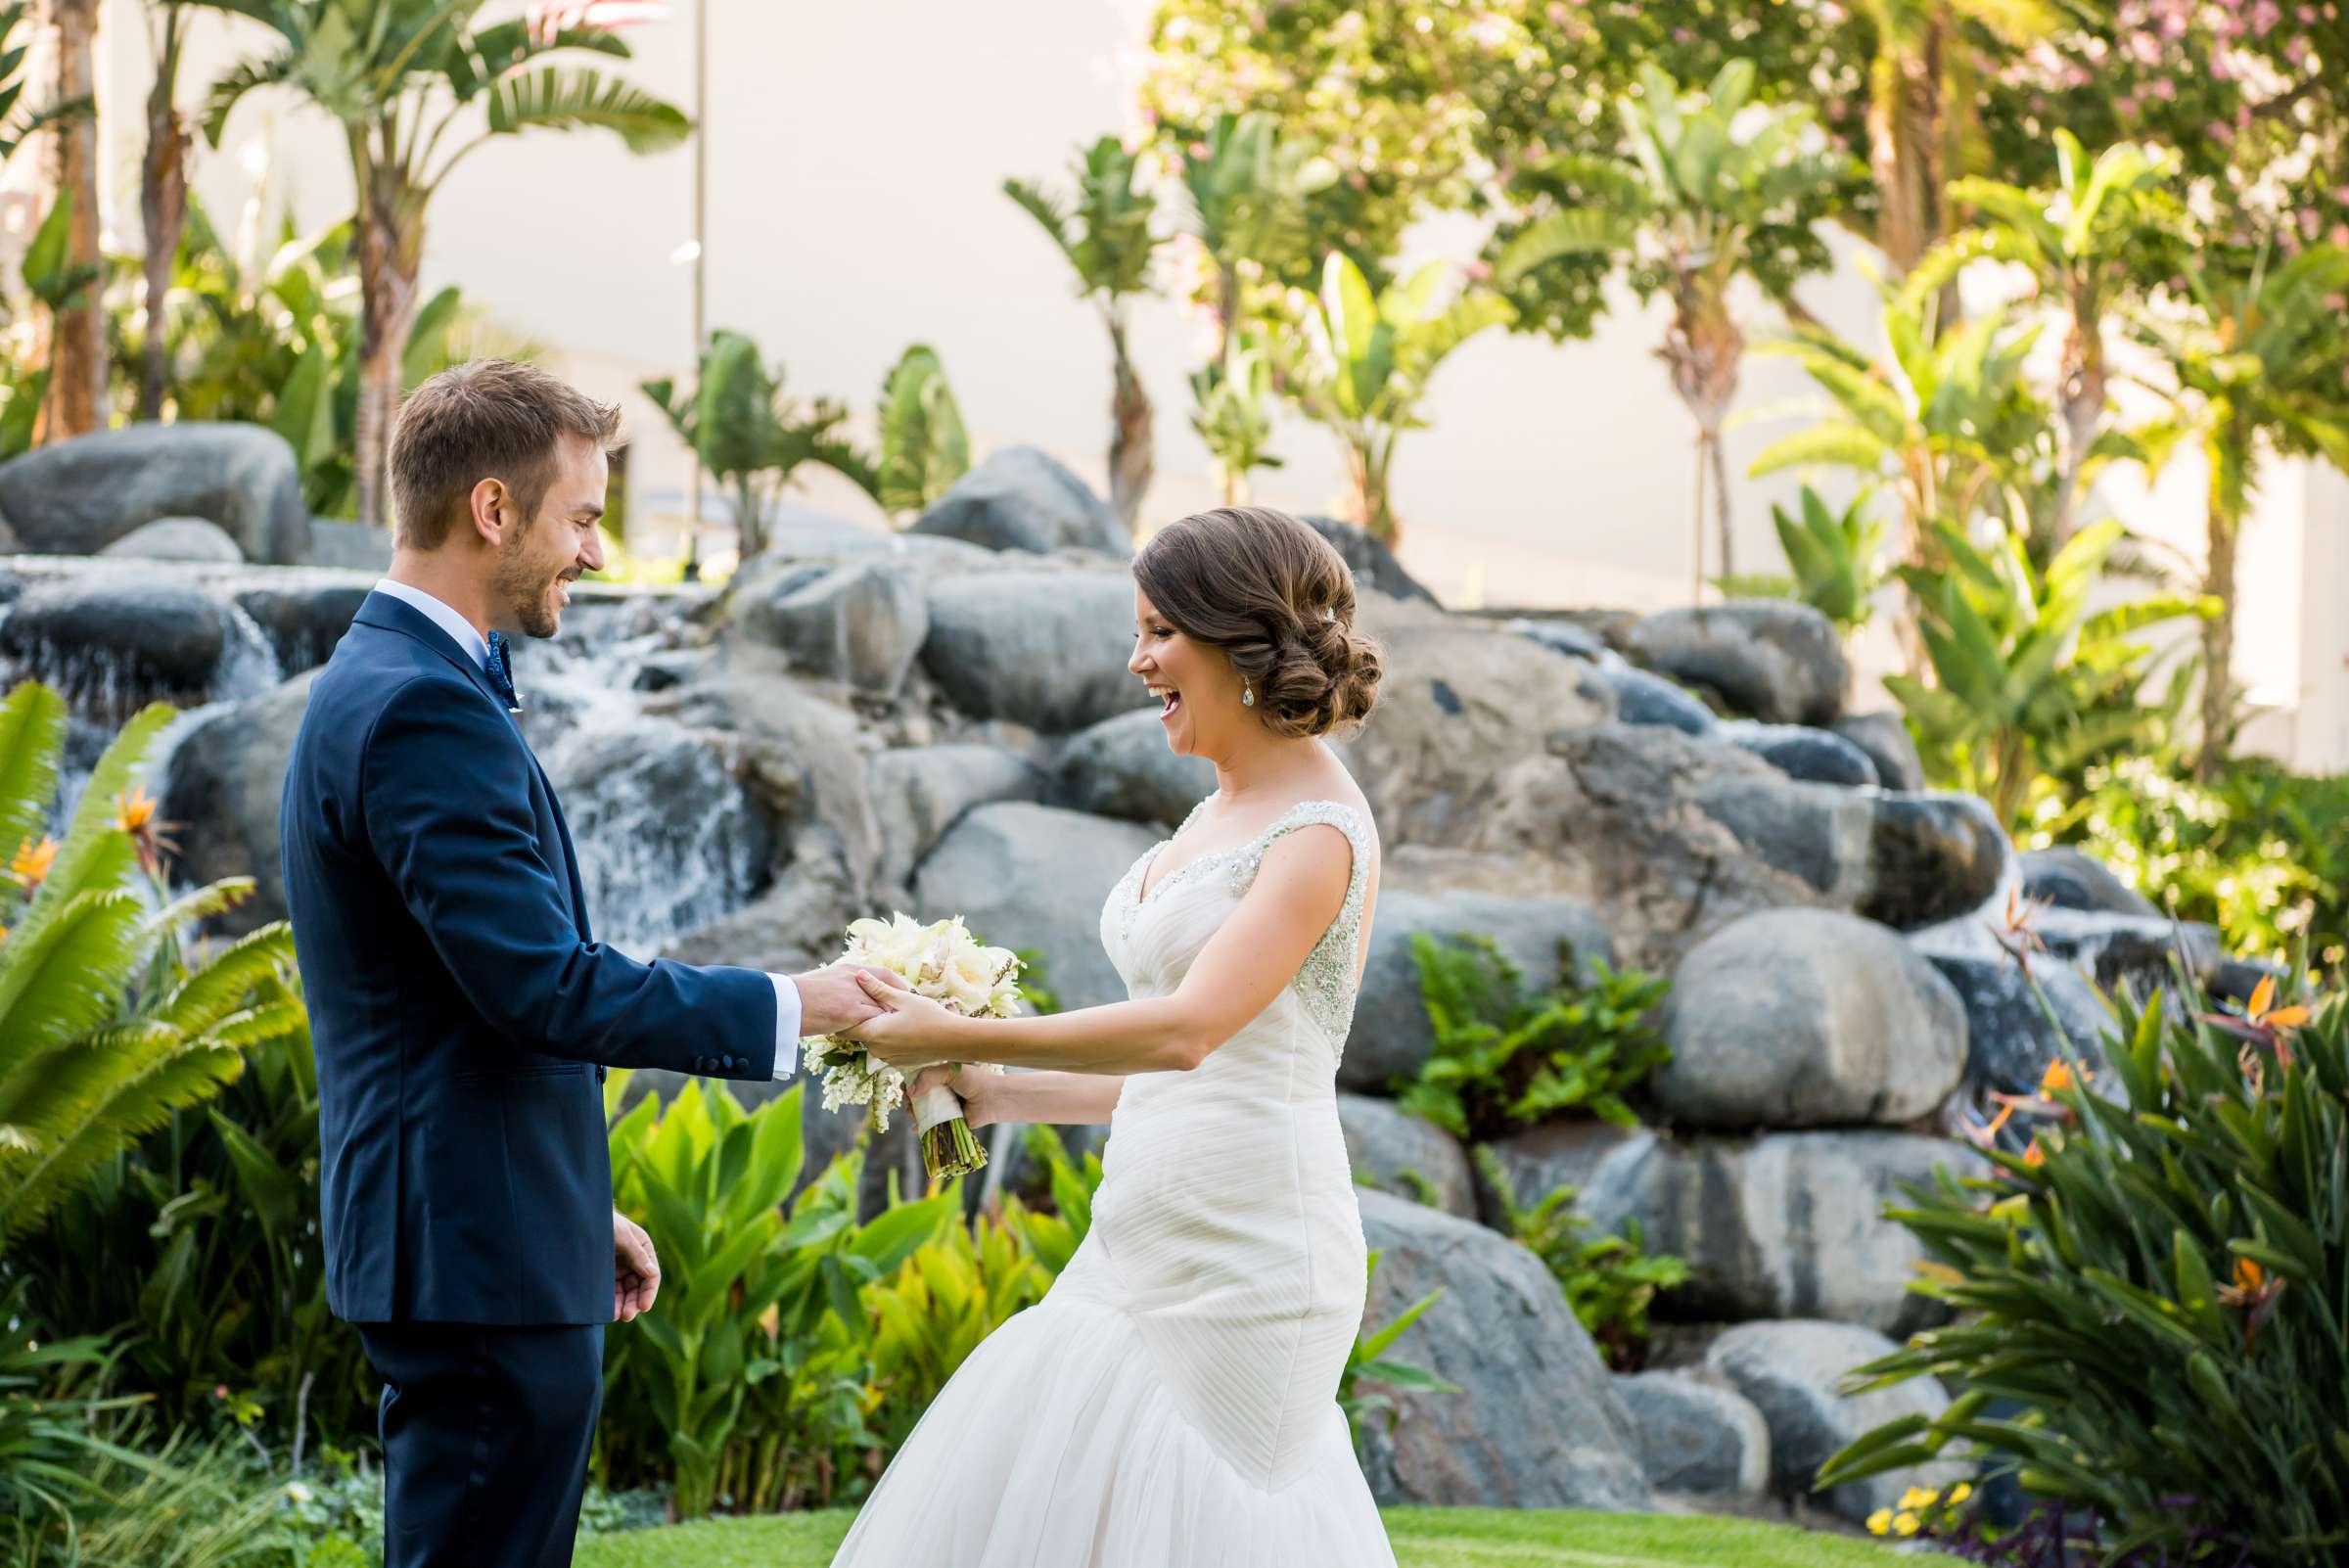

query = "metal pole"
[[683, 0, 708, 578]]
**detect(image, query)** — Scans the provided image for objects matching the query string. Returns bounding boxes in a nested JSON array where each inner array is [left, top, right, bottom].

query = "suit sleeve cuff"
[[769, 973, 801, 1080]]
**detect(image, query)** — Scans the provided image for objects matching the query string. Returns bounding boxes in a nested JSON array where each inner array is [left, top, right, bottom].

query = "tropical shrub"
[[1472, 1145, 1687, 1371], [874, 344, 968, 518], [997, 1124, 1100, 1276], [1336, 1250, 1451, 1455], [640, 330, 879, 565], [15, 986, 375, 1455], [2028, 755, 2349, 975], [0, 684, 301, 1249], [1820, 982, 2349, 1564], [597, 1079, 954, 1519], [1398, 934, 1672, 1142], [1886, 519, 2208, 828], [1286, 253, 1510, 544], [1769, 485, 1893, 639], [1187, 330, 1282, 505]]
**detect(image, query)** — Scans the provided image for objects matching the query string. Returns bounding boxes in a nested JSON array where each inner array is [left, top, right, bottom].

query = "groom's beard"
[[494, 537, 565, 640]]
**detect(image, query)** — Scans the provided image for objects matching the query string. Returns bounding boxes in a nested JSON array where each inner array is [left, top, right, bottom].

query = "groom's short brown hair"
[[389, 359, 622, 550]]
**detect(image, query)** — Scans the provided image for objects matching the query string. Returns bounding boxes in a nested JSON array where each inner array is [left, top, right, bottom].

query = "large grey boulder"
[[159, 670, 318, 931], [1355, 1189, 1650, 1510], [1505, 617, 1608, 661], [1833, 712, 1926, 793], [1337, 1094, 1477, 1219], [1613, 1369, 1772, 1499], [1650, 909, 1967, 1129], [919, 570, 1153, 733], [234, 577, 372, 674], [540, 715, 771, 951], [1860, 791, 2012, 931], [1337, 603, 1616, 847], [0, 422, 311, 564], [1596, 662, 1717, 735], [1339, 888, 1614, 1094], [908, 446, 1126, 556], [2020, 846, 2158, 918], [1480, 1121, 1981, 1335], [1301, 514, 1439, 606], [304, 520, 392, 571], [1047, 708, 1214, 827], [866, 744, 1042, 893], [1717, 720, 1880, 788], [2, 576, 240, 700], [1702, 1320, 1969, 1523], [729, 557, 928, 698], [912, 803, 1159, 1011], [1625, 601, 1847, 727], [96, 517, 245, 564]]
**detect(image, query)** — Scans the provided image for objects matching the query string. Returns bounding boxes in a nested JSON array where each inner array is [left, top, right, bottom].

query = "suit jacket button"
[[723, 1055, 739, 1072]]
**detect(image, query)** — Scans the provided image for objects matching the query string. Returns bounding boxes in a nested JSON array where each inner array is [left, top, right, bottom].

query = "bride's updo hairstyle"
[[1132, 505, 1384, 739]]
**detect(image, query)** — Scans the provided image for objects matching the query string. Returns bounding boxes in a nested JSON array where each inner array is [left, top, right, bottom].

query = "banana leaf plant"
[[875, 344, 969, 519], [1289, 253, 1510, 545]]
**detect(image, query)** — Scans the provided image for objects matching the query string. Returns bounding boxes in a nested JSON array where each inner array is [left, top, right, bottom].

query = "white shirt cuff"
[[768, 973, 801, 1080]]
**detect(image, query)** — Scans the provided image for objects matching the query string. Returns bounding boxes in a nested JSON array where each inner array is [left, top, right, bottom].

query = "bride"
[[833, 504, 1396, 1567]]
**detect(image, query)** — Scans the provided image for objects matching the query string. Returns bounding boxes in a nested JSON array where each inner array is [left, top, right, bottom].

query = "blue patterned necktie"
[[484, 631, 523, 713]]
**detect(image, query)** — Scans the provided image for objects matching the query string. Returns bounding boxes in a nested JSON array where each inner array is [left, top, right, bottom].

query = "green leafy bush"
[[2029, 753, 2349, 973], [1821, 983, 2348, 1563], [1399, 934, 1671, 1141], [1473, 1146, 1687, 1370], [1337, 1251, 1452, 1453], [0, 683, 302, 1250], [15, 989, 375, 1455], [598, 1081, 954, 1519]]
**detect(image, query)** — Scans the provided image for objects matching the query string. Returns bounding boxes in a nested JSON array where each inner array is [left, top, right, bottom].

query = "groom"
[[279, 359, 895, 1567]]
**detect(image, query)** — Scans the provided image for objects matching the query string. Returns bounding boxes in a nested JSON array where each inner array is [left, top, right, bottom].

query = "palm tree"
[[1851, 0, 2057, 275], [201, 1, 689, 526], [641, 330, 879, 565], [0, 682, 301, 1249], [1498, 62, 1856, 589], [2135, 243, 2349, 777], [1290, 253, 1510, 545], [1912, 130, 2179, 548], [134, 2, 216, 422], [1005, 137, 1161, 533], [31, 0, 100, 440]]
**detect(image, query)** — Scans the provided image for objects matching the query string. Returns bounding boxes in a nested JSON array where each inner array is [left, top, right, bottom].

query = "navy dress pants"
[[356, 1321, 605, 1568]]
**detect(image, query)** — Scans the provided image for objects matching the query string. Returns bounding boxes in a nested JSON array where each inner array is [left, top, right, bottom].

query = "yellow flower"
[[1950, 1482, 1973, 1504], [8, 836, 57, 889], [1893, 1511, 1921, 1536], [1866, 1508, 1894, 1536], [1899, 1486, 1938, 1509]]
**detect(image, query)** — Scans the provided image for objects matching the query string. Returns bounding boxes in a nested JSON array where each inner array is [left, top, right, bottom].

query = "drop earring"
[[1241, 678, 1255, 709]]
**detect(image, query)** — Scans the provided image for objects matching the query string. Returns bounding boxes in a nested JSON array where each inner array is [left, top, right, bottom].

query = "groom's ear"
[[466, 476, 517, 548]]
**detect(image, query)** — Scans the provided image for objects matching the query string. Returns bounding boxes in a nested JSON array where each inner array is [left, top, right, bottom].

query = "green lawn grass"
[[575, 1505, 1915, 1568]]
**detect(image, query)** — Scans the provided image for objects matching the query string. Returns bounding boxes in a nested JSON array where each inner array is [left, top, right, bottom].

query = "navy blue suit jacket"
[[281, 591, 778, 1325]]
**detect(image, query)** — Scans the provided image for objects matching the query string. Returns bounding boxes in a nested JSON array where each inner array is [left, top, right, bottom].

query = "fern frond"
[[0, 681, 65, 866], [0, 890, 145, 1080], [152, 922, 296, 1035]]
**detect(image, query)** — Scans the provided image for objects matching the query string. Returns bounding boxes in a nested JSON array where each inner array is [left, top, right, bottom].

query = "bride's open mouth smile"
[[1148, 682, 1182, 722]]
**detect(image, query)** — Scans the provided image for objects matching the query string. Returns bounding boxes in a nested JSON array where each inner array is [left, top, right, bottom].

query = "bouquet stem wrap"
[[913, 1076, 986, 1180]]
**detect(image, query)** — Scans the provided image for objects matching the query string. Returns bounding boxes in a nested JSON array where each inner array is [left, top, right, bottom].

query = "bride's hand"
[[910, 1064, 996, 1130], [843, 973, 966, 1073]]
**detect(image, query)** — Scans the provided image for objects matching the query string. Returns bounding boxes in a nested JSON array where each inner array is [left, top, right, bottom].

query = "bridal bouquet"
[[804, 912, 1020, 1180]]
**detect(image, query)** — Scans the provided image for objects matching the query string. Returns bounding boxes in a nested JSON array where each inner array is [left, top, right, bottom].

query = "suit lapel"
[[354, 592, 591, 939]]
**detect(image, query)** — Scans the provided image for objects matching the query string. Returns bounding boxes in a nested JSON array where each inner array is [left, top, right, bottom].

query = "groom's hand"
[[793, 963, 909, 1036], [614, 1210, 660, 1322]]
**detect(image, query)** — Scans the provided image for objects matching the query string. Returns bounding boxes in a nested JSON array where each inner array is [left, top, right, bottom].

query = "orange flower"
[[113, 787, 181, 879], [2040, 1058, 2089, 1094], [2217, 1255, 2288, 1352], [1988, 888, 2050, 977], [2204, 974, 2317, 1070], [8, 836, 57, 890], [2022, 1138, 2046, 1168]]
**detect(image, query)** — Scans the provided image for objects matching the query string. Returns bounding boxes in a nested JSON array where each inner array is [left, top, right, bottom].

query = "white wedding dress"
[[826, 798, 1398, 1568]]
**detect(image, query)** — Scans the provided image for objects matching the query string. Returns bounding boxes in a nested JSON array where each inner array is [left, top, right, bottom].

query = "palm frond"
[[480, 66, 688, 155], [0, 682, 64, 871], [152, 922, 297, 1036], [0, 1042, 245, 1245], [0, 891, 147, 1084]]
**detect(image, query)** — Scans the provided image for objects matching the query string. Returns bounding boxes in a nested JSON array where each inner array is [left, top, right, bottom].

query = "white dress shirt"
[[372, 576, 802, 1077]]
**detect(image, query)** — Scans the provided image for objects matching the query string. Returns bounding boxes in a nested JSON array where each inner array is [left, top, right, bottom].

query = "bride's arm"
[[937, 1068, 1125, 1128], [852, 826, 1355, 1077]]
